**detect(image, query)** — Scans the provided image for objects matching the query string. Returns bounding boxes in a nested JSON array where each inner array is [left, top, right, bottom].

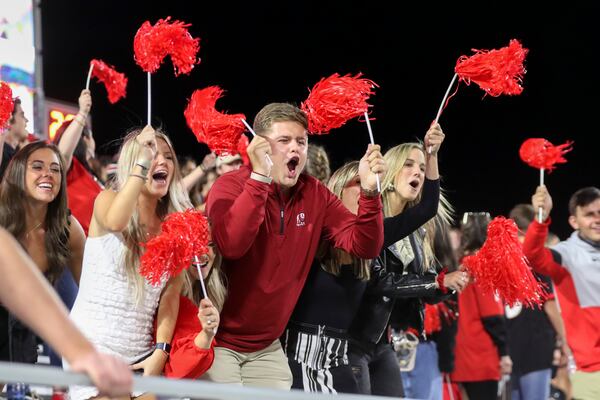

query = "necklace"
[[25, 221, 43, 240]]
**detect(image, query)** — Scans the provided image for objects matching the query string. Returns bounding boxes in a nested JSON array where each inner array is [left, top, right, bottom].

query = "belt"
[[287, 320, 348, 340]]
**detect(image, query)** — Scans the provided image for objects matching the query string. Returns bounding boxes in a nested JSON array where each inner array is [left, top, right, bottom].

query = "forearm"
[[209, 178, 269, 259], [332, 194, 383, 259], [102, 166, 147, 231], [57, 114, 86, 169], [383, 179, 439, 247], [425, 153, 439, 180], [193, 331, 212, 350], [182, 166, 205, 192], [0, 229, 95, 363], [523, 220, 562, 279], [371, 264, 438, 298], [156, 277, 182, 344], [481, 316, 508, 356], [544, 300, 566, 343]]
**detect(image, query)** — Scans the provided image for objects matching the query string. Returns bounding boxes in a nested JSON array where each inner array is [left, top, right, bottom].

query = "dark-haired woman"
[[0, 141, 86, 363]]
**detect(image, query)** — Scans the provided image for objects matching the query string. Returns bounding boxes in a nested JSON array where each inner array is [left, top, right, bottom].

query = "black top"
[[0, 306, 38, 363], [289, 260, 367, 331], [0, 142, 17, 181], [383, 178, 440, 248], [506, 273, 556, 375]]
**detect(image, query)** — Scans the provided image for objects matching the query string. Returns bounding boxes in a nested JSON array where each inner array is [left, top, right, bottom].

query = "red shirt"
[[452, 282, 504, 382], [66, 158, 102, 235], [523, 219, 600, 373], [206, 167, 383, 352], [162, 296, 215, 379]]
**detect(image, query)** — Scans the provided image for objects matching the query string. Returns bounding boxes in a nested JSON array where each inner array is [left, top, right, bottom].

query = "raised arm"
[[383, 124, 445, 247], [182, 153, 216, 192], [57, 90, 92, 170], [207, 135, 272, 259], [91, 126, 156, 235], [523, 185, 568, 281], [0, 228, 132, 396], [322, 144, 385, 259]]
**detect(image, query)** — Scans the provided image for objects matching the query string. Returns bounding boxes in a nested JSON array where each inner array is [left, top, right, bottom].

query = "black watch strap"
[[155, 342, 171, 354]]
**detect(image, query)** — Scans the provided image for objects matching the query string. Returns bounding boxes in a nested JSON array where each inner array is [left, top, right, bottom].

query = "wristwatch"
[[155, 342, 171, 355]]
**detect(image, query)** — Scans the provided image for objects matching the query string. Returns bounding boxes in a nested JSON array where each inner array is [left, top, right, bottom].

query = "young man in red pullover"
[[524, 185, 600, 399], [205, 103, 385, 388]]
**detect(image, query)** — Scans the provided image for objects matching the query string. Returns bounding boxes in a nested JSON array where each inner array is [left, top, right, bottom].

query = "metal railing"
[[0, 362, 412, 400]]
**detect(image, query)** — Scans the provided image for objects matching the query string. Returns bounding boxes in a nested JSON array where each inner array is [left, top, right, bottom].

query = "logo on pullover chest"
[[296, 212, 306, 227]]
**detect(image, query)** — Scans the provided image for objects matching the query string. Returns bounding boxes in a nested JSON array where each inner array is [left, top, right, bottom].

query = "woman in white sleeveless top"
[[67, 125, 192, 400]]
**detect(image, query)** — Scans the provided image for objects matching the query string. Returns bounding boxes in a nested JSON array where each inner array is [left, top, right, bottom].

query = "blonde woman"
[[67, 125, 192, 399], [348, 123, 467, 397]]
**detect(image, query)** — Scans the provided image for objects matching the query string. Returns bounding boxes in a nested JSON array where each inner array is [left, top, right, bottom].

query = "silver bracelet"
[[250, 172, 272, 185], [136, 159, 151, 171]]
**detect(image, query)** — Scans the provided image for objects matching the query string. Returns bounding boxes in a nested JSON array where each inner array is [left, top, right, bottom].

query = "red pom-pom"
[[519, 138, 573, 172], [237, 134, 250, 165], [424, 302, 457, 335], [90, 59, 128, 104], [301, 73, 378, 134], [462, 217, 546, 307], [134, 17, 200, 76], [455, 39, 528, 97], [184, 86, 246, 156], [0, 82, 14, 129], [424, 304, 442, 334], [140, 209, 210, 286]]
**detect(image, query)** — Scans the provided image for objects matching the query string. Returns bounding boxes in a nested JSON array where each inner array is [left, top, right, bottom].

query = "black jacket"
[[350, 228, 449, 347]]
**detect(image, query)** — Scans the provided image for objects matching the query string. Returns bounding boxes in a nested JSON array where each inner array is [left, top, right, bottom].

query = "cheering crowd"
[[0, 18, 599, 400]]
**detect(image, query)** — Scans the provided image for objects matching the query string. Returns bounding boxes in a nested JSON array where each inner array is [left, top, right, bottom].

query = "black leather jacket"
[[349, 228, 449, 347]]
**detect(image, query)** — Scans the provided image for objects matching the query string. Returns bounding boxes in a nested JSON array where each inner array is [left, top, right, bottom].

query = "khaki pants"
[[571, 370, 600, 400], [203, 340, 292, 390]]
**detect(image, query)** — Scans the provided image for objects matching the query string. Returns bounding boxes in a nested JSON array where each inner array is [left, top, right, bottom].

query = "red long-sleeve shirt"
[[162, 296, 215, 379], [523, 219, 600, 373], [66, 158, 102, 235], [207, 167, 383, 352]]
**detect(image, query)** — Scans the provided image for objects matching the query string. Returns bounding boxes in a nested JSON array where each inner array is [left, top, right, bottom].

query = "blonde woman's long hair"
[[320, 161, 370, 280], [112, 128, 192, 303], [381, 142, 453, 272], [181, 249, 227, 312]]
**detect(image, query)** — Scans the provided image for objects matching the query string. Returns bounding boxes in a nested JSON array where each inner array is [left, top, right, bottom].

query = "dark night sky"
[[41, 1, 599, 238]]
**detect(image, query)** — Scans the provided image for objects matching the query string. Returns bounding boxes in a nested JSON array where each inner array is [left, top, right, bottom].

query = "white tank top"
[[67, 233, 165, 399]]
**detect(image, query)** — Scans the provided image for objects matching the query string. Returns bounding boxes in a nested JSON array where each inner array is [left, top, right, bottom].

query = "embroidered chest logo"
[[296, 212, 306, 227]]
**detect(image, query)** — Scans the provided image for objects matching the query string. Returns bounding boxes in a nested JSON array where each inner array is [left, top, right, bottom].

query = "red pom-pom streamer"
[[455, 39, 528, 97], [462, 217, 546, 307], [301, 73, 378, 134], [0, 82, 14, 129], [140, 209, 210, 286], [424, 304, 442, 334], [424, 301, 457, 335], [237, 134, 250, 165], [184, 86, 246, 156], [89, 59, 128, 104], [134, 17, 200, 76], [519, 138, 573, 172]]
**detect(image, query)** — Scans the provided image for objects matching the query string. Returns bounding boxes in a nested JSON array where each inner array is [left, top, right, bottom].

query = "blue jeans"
[[512, 368, 551, 400], [402, 341, 443, 400]]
